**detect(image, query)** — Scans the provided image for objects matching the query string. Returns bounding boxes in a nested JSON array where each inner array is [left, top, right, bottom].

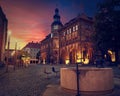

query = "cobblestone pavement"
[[0, 64, 62, 96], [0, 64, 120, 96], [43, 65, 120, 96]]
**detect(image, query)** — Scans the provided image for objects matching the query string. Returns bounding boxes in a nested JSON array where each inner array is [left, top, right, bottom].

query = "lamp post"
[[76, 62, 81, 96], [76, 21, 83, 96], [6, 30, 11, 72], [76, 57, 83, 96]]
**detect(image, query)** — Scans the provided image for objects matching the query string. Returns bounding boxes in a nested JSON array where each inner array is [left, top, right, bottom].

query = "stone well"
[[60, 67, 114, 94]]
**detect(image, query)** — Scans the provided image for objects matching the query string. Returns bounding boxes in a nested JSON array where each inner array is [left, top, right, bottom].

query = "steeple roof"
[[51, 8, 62, 26]]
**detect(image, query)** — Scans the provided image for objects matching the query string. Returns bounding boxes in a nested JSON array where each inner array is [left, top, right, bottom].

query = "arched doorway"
[[69, 49, 76, 64], [60, 49, 69, 64]]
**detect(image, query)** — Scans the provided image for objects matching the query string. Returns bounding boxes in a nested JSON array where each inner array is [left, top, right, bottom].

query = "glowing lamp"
[[65, 59, 69, 65], [83, 58, 89, 64], [76, 58, 84, 64], [76, 59, 81, 63], [111, 52, 116, 62], [108, 50, 116, 62]]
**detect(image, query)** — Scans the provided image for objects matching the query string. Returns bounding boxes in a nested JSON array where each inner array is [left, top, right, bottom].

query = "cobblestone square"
[[0, 64, 120, 96], [0, 64, 61, 96]]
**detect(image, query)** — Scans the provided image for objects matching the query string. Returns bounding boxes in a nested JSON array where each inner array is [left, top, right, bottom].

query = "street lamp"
[[76, 58, 82, 96], [76, 23, 82, 96], [6, 30, 11, 72]]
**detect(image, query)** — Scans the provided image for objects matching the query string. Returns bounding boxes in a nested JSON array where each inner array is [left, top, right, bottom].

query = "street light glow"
[[8, 30, 12, 36]]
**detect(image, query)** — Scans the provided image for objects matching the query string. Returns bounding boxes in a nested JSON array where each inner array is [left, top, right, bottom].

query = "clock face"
[[53, 25, 58, 29]]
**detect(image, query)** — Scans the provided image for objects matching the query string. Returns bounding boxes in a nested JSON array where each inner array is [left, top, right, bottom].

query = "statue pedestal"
[[60, 67, 114, 94]]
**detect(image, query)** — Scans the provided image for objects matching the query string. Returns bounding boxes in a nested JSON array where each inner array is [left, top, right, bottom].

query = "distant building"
[[0, 6, 8, 62], [40, 8, 94, 65], [22, 41, 40, 63]]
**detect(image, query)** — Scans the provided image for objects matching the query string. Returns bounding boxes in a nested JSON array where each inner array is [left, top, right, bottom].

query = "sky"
[[0, 0, 101, 49]]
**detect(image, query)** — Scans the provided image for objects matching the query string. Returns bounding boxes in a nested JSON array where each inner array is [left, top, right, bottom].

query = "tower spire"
[[51, 8, 63, 36], [53, 8, 60, 22]]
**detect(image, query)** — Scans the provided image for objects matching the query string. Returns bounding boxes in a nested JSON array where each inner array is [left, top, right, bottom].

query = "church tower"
[[49, 8, 63, 64], [51, 8, 63, 37]]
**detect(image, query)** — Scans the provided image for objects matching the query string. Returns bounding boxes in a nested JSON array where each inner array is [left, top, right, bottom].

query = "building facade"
[[22, 41, 40, 63], [59, 14, 94, 64], [0, 6, 8, 62], [40, 8, 94, 65]]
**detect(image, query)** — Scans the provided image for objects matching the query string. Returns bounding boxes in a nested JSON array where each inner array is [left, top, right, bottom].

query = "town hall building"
[[40, 8, 94, 64]]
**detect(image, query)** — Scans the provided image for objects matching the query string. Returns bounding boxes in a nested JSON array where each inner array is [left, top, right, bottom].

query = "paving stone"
[[0, 64, 120, 96]]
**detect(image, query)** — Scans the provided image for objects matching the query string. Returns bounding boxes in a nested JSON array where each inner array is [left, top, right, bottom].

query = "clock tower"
[[49, 8, 63, 64], [51, 8, 63, 37]]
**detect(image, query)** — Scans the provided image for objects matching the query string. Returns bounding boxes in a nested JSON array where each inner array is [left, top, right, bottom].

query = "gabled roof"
[[23, 41, 40, 49], [64, 13, 93, 27]]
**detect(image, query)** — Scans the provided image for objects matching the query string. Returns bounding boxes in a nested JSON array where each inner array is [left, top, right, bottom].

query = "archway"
[[69, 49, 76, 64], [60, 49, 69, 64]]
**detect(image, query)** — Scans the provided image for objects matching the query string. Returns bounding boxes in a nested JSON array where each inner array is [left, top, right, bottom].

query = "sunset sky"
[[0, 0, 101, 49]]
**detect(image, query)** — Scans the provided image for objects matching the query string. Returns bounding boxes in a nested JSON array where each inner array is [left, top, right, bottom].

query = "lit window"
[[76, 25, 78, 30], [67, 30, 69, 34], [51, 33, 53, 38], [69, 28, 71, 33], [63, 32, 66, 36], [73, 26, 75, 31]]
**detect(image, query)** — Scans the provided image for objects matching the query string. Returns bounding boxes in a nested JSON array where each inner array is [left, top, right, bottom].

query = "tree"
[[94, 0, 120, 64]]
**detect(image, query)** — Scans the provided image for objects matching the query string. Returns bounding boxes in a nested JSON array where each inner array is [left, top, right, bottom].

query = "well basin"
[[60, 67, 114, 94]]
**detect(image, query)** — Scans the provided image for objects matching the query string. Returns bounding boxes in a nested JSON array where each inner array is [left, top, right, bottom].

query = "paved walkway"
[[0, 64, 60, 96], [0, 64, 120, 96], [43, 80, 120, 96], [42, 66, 120, 96]]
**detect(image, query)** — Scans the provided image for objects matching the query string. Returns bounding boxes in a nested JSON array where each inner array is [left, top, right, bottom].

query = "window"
[[67, 30, 69, 34], [73, 26, 75, 31], [63, 32, 66, 36], [76, 25, 78, 30], [66, 35, 68, 40], [69, 28, 71, 33], [53, 25, 58, 29], [69, 34, 71, 39], [51, 33, 53, 38], [72, 32, 74, 38]]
